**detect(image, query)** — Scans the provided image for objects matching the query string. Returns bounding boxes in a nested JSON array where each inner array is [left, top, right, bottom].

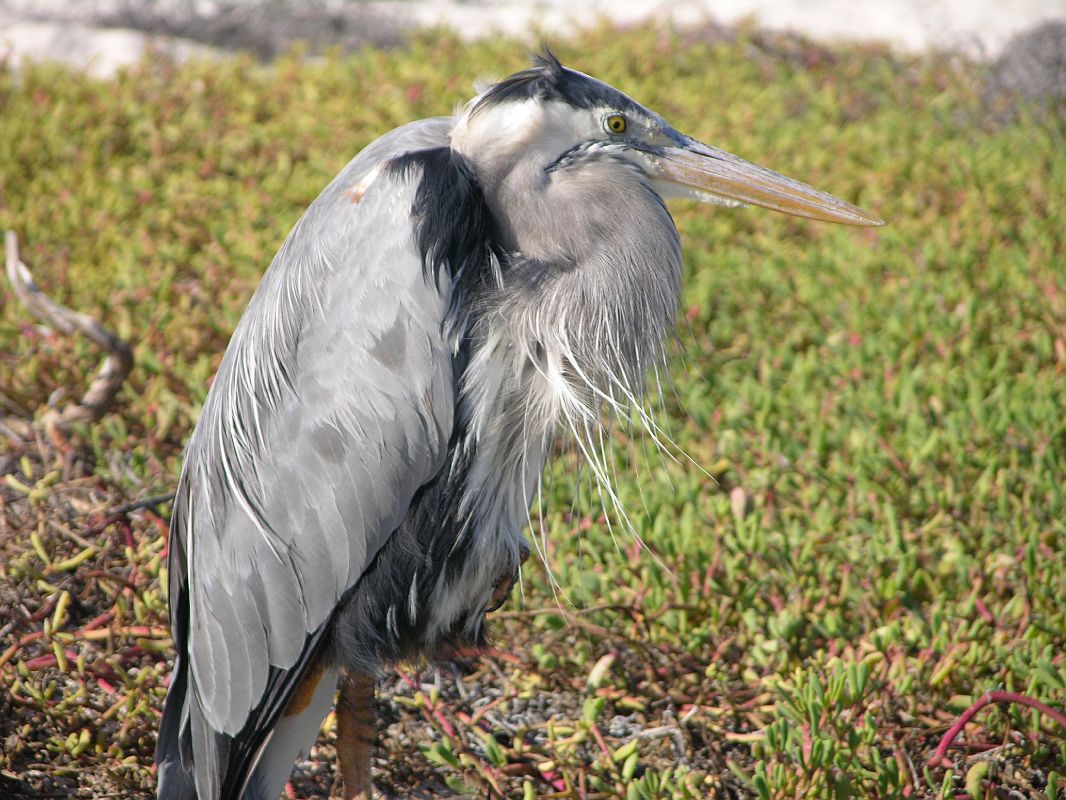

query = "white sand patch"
[[0, 0, 1063, 77]]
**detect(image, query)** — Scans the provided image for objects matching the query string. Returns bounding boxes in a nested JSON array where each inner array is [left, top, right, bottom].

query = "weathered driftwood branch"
[[4, 230, 134, 439]]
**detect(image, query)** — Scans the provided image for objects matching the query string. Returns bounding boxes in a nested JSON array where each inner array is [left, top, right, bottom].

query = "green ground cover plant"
[[1, 24, 1063, 799]]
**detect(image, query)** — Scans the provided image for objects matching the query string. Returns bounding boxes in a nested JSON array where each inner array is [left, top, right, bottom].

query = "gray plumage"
[[157, 53, 880, 800]]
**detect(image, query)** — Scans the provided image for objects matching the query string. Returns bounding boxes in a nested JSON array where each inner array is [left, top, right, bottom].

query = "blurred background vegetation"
[[1, 19, 1064, 800]]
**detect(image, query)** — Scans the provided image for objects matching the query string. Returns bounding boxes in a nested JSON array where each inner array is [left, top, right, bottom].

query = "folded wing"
[[157, 117, 457, 800]]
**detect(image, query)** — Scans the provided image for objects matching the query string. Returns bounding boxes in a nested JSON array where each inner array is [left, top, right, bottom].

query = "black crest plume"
[[473, 47, 641, 116]]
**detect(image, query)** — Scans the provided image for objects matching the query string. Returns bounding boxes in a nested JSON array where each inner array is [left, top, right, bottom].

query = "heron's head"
[[449, 51, 883, 228]]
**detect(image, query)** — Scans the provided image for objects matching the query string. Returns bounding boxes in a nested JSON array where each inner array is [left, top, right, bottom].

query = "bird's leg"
[[486, 539, 530, 612], [336, 670, 375, 800]]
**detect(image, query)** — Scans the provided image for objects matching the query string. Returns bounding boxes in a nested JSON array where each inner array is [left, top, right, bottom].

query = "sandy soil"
[[0, 0, 1064, 77]]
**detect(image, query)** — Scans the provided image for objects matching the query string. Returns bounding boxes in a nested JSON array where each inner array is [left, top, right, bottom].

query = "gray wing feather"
[[173, 117, 455, 745]]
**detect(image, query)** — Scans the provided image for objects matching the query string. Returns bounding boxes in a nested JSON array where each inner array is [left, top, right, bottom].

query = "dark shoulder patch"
[[386, 147, 503, 331], [473, 49, 641, 115]]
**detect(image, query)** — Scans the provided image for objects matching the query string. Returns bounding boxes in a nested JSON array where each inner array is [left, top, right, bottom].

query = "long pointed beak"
[[652, 137, 884, 226]]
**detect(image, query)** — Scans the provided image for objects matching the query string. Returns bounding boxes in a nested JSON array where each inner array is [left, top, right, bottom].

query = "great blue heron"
[[155, 52, 881, 800]]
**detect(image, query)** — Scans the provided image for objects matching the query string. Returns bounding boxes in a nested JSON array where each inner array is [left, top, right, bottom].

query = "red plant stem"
[[24, 596, 60, 624], [589, 723, 614, 764], [429, 706, 457, 739], [468, 695, 504, 726], [395, 669, 459, 738], [395, 668, 418, 691], [928, 690, 1066, 766], [81, 611, 115, 631], [23, 648, 79, 670], [23, 653, 57, 670], [973, 598, 995, 626], [540, 771, 567, 792], [478, 647, 520, 664], [0, 630, 45, 670], [121, 519, 136, 549]]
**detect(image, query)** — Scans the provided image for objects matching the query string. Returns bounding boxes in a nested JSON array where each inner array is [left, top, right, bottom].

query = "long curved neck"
[[485, 153, 685, 396]]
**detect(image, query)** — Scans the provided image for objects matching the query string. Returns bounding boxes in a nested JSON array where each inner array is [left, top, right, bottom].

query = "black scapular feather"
[[387, 146, 503, 334]]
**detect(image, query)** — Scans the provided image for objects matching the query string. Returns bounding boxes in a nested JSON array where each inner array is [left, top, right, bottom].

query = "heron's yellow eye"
[[605, 114, 627, 134]]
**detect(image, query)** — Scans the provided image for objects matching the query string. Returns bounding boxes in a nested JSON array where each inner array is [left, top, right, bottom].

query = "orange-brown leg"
[[336, 670, 375, 800]]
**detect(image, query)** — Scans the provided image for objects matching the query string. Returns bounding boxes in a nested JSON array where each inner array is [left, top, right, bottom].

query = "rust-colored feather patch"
[[346, 164, 384, 204], [284, 658, 325, 717]]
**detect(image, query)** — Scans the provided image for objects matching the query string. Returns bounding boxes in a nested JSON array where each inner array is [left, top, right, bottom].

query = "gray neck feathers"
[[474, 147, 683, 416], [455, 146, 683, 546]]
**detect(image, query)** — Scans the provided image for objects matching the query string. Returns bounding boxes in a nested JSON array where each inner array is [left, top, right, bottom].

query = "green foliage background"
[[1, 25, 1063, 799]]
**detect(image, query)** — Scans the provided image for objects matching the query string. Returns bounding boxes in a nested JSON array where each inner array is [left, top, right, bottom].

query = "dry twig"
[[4, 231, 133, 440]]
